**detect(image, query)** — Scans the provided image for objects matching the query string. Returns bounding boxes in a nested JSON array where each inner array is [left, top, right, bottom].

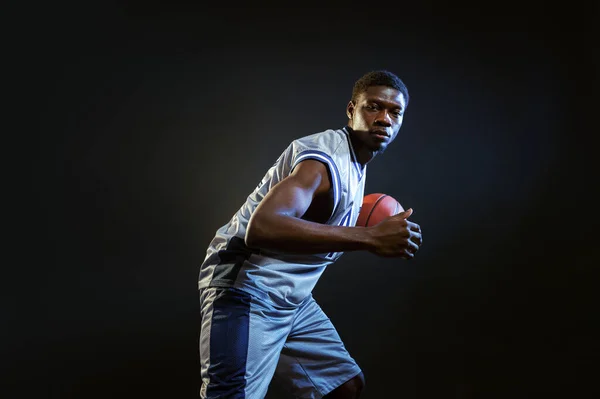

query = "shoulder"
[[291, 128, 347, 155]]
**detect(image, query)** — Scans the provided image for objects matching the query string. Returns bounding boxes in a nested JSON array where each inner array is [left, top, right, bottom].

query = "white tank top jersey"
[[198, 126, 367, 308]]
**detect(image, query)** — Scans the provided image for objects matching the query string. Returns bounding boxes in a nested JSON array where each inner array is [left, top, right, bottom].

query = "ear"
[[346, 101, 355, 120]]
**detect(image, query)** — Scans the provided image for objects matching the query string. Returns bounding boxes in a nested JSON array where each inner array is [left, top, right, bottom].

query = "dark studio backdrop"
[[5, 3, 598, 399]]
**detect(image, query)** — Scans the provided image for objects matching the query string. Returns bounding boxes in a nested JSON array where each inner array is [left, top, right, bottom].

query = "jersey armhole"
[[291, 150, 341, 222]]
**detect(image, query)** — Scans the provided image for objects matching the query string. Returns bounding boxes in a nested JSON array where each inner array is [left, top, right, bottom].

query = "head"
[[346, 70, 409, 154]]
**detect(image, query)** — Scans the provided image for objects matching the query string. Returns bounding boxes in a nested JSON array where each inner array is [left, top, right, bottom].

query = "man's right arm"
[[245, 159, 422, 258]]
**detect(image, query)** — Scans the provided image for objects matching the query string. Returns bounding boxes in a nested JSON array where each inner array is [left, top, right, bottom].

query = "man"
[[198, 70, 423, 398]]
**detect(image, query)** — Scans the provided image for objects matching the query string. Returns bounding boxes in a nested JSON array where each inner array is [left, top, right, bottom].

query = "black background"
[[5, 2, 599, 398]]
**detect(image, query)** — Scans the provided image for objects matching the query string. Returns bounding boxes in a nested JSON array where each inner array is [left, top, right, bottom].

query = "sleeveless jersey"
[[197, 127, 367, 307]]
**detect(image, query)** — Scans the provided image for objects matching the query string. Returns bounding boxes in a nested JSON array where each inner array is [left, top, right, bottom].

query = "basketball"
[[356, 193, 404, 227]]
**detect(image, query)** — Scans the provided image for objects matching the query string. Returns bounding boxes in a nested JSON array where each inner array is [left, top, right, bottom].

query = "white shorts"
[[199, 287, 361, 399]]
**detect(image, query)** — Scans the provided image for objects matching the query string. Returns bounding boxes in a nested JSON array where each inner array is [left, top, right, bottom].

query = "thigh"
[[199, 287, 294, 399], [274, 296, 362, 399]]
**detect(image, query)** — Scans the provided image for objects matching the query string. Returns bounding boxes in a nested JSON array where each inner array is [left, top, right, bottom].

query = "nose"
[[374, 110, 392, 127]]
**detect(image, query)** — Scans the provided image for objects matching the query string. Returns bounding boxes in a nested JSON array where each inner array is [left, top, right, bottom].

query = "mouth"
[[370, 129, 389, 140]]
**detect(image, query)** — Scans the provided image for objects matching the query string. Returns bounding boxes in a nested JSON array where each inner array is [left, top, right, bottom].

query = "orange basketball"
[[356, 193, 404, 227]]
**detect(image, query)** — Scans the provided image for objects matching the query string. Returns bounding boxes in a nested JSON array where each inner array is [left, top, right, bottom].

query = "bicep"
[[255, 159, 332, 219]]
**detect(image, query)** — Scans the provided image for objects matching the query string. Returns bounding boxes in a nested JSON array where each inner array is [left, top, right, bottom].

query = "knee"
[[352, 372, 365, 395], [325, 372, 365, 398]]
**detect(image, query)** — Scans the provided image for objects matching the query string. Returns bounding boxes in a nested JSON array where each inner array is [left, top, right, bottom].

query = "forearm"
[[245, 213, 374, 254]]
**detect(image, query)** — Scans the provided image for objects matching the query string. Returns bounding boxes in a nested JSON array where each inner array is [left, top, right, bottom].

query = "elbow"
[[245, 214, 267, 249], [244, 229, 259, 249], [246, 208, 290, 249]]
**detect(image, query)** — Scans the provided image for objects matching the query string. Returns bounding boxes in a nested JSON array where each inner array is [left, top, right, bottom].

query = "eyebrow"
[[367, 98, 405, 111]]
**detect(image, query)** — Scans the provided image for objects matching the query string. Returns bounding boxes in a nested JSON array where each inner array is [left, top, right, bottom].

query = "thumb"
[[398, 208, 413, 219]]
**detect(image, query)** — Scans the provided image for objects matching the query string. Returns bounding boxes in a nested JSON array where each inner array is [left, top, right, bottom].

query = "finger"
[[402, 239, 419, 253], [402, 249, 415, 260], [398, 208, 413, 219], [407, 237, 420, 253], [410, 231, 422, 246], [406, 220, 421, 232]]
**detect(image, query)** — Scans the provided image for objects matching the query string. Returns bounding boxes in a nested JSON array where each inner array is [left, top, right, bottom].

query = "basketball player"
[[198, 70, 422, 398]]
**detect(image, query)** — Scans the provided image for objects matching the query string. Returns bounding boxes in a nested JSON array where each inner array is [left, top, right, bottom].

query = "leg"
[[199, 287, 252, 398], [199, 288, 293, 398], [273, 295, 362, 398], [323, 372, 365, 399]]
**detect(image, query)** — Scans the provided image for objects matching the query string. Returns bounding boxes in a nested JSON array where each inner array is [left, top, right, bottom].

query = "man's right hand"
[[367, 208, 423, 259]]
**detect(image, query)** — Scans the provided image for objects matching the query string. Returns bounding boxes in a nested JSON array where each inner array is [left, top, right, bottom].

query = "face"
[[346, 85, 406, 153]]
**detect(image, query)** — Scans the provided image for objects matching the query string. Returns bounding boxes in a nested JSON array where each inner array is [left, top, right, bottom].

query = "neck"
[[346, 126, 378, 167]]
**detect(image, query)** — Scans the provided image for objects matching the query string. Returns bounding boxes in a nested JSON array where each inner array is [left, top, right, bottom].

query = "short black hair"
[[351, 70, 409, 106]]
